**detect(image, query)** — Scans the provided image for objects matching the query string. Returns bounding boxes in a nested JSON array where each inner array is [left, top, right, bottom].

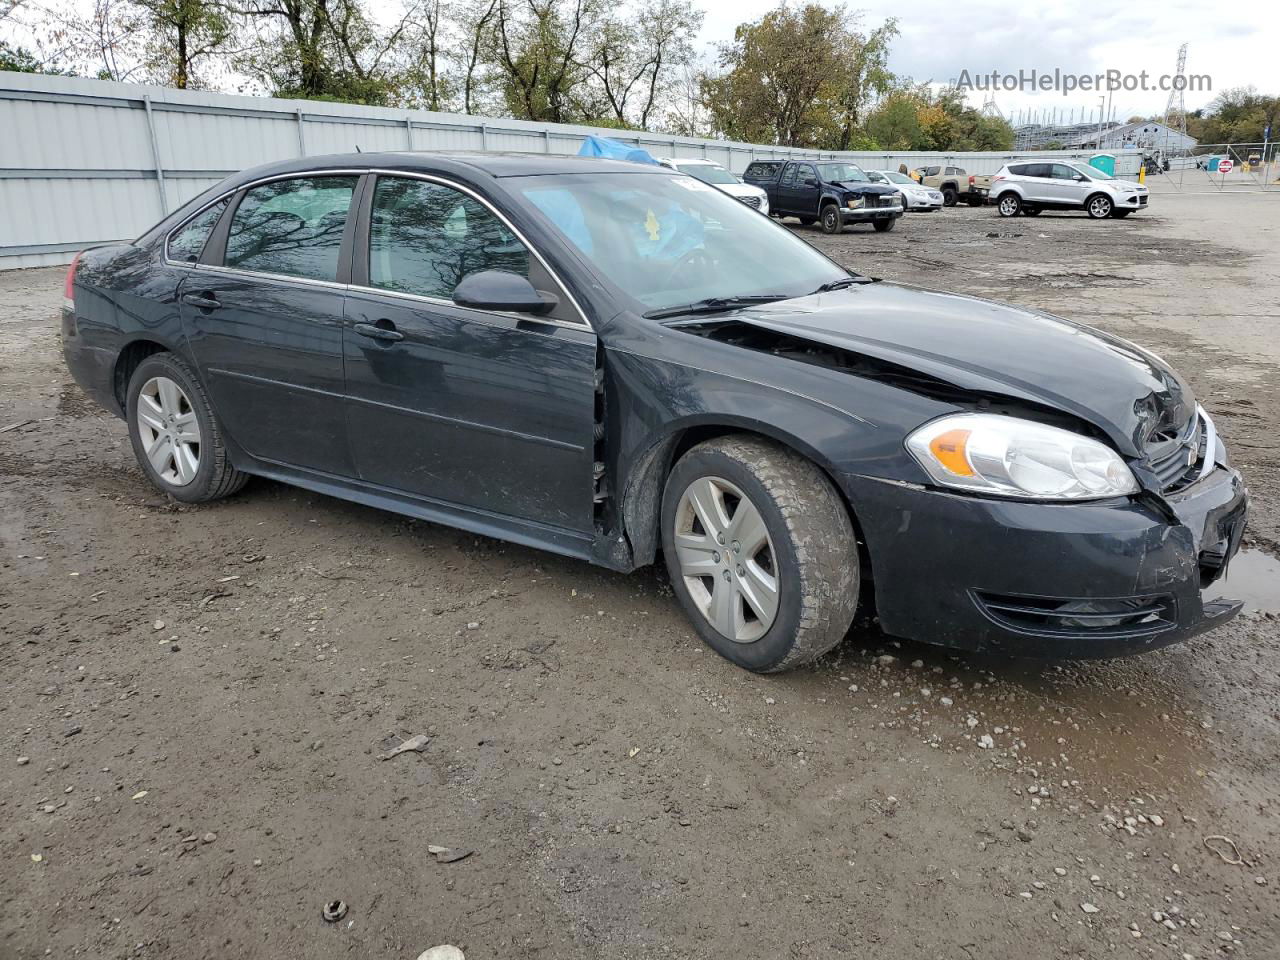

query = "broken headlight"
[[906, 413, 1139, 500]]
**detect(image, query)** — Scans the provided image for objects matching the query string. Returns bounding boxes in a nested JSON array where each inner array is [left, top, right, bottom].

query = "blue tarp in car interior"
[[576, 135, 660, 166]]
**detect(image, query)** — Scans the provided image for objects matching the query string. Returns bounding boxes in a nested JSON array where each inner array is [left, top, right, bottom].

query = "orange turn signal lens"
[[929, 428, 974, 477]]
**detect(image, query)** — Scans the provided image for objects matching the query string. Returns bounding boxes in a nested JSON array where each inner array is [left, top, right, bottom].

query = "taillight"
[[63, 251, 82, 309], [968, 175, 975, 185]]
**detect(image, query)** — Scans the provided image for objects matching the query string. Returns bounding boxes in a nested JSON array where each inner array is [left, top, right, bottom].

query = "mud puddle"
[[1211, 547, 1280, 615]]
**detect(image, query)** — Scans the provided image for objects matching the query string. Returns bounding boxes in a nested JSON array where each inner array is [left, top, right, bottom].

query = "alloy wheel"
[[673, 476, 779, 643], [1089, 196, 1112, 218], [136, 376, 201, 486], [998, 195, 1019, 216]]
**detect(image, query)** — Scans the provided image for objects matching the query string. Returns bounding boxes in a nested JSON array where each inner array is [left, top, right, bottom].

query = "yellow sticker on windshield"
[[645, 209, 661, 242]]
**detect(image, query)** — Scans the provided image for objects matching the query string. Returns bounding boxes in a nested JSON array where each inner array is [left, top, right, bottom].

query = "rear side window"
[[225, 176, 358, 281], [368, 177, 530, 301], [945, 166, 964, 175], [167, 199, 227, 263], [744, 162, 779, 179], [1007, 164, 1029, 176]]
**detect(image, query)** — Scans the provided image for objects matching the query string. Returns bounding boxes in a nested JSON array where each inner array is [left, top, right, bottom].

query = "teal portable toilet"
[[1089, 153, 1116, 176], [1206, 155, 1221, 172]]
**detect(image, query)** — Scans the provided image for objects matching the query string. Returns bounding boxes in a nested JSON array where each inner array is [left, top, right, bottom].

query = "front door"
[[1044, 163, 1093, 205], [342, 174, 597, 534], [181, 174, 360, 476]]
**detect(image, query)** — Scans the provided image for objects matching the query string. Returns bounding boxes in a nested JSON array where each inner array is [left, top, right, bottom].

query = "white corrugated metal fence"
[[0, 71, 1143, 270]]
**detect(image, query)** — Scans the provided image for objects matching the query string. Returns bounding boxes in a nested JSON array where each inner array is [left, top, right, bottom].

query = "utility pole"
[[1097, 96, 1106, 149]]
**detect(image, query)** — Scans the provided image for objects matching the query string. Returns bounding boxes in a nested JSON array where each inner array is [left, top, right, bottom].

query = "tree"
[[233, 0, 411, 103], [489, 0, 599, 123], [583, 0, 701, 128], [701, 3, 898, 148], [1188, 87, 1280, 145], [133, 0, 234, 88]]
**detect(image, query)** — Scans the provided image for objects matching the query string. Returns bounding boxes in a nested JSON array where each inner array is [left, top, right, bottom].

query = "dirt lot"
[[2, 184, 1279, 960]]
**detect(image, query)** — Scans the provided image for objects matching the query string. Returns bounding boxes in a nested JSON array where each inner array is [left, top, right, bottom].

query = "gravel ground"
[[2, 183, 1278, 960]]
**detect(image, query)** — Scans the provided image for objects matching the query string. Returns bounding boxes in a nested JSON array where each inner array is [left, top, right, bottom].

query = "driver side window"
[[368, 177, 531, 301], [1050, 164, 1080, 180]]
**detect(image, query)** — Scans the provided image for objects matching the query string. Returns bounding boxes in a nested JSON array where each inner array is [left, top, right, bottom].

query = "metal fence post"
[[142, 96, 169, 215], [405, 117, 414, 150], [295, 108, 307, 157], [543, 129, 552, 153], [480, 123, 488, 151]]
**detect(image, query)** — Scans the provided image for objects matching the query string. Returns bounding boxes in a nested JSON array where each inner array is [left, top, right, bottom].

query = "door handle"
[[353, 321, 404, 343], [182, 292, 220, 310]]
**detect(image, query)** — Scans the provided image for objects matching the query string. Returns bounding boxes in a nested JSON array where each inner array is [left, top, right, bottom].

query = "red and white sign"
[[1218, 159, 1234, 174]]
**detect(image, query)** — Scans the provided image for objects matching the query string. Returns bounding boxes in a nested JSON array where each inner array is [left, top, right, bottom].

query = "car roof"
[[222, 150, 670, 184], [662, 157, 719, 165]]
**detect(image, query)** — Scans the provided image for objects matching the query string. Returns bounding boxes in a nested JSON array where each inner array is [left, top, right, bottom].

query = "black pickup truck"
[[742, 159, 904, 233]]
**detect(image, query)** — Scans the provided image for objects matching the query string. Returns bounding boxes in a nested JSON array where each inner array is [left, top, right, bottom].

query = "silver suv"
[[989, 161, 1149, 219]]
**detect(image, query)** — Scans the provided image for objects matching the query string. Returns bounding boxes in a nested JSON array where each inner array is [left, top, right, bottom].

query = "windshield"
[[816, 162, 869, 183], [876, 171, 916, 185], [519, 173, 847, 313], [675, 163, 739, 186], [1072, 162, 1114, 180]]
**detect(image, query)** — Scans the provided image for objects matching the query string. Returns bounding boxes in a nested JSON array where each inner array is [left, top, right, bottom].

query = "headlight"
[[905, 413, 1138, 500], [846, 197, 865, 209]]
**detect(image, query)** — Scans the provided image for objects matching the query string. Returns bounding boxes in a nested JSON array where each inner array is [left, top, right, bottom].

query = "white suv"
[[656, 157, 770, 214], [989, 161, 1149, 219]]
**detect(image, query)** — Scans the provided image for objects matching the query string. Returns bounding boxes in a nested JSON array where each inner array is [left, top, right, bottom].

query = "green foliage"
[[1187, 87, 1280, 145], [0, 40, 70, 73]]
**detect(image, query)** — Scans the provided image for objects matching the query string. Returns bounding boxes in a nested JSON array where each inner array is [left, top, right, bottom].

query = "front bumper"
[[841, 202, 903, 222], [845, 466, 1249, 658], [1117, 191, 1149, 209]]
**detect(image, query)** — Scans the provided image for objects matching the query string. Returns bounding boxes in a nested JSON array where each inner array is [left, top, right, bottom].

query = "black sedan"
[[62, 152, 1248, 671]]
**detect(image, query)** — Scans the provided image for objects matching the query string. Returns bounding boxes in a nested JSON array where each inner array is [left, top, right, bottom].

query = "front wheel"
[[941, 187, 958, 206], [819, 204, 842, 234], [126, 352, 248, 503], [873, 217, 897, 232], [1086, 194, 1113, 219], [661, 436, 860, 673], [996, 193, 1021, 217]]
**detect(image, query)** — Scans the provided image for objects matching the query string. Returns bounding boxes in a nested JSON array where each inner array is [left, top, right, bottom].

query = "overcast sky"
[[694, 0, 1280, 124]]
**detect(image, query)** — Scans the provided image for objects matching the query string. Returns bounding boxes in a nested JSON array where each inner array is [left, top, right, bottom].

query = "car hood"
[[714, 182, 767, 200], [830, 181, 899, 197], [727, 283, 1194, 456]]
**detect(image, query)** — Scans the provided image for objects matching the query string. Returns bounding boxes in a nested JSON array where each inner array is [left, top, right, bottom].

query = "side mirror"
[[453, 270, 557, 315], [803, 176, 817, 186], [1074, 175, 1088, 181]]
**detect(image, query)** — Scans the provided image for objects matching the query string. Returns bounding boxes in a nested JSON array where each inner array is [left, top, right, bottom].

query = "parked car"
[[911, 165, 990, 206], [656, 157, 769, 214], [63, 152, 1247, 672], [866, 170, 944, 211], [989, 161, 1150, 218], [742, 159, 902, 232]]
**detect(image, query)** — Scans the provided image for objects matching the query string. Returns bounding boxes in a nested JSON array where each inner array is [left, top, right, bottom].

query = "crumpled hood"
[[831, 181, 899, 197], [731, 283, 1194, 456]]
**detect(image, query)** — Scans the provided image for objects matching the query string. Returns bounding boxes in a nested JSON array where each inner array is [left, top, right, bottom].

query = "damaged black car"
[[62, 152, 1249, 672]]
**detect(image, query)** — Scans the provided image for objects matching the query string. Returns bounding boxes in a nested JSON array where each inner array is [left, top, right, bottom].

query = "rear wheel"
[[126, 352, 248, 503], [1086, 194, 1113, 219], [872, 217, 897, 232], [661, 436, 859, 673], [819, 204, 842, 234], [996, 193, 1021, 217], [797, 215, 816, 226], [965, 196, 984, 207]]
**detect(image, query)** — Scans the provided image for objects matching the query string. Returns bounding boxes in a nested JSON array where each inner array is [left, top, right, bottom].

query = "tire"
[[1111, 209, 1132, 218], [797, 216, 816, 226], [996, 192, 1021, 217], [126, 352, 248, 504], [819, 204, 842, 234], [872, 217, 897, 232], [1022, 207, 1041, 216], [941, 187, 958, 206], [1086, 194, 1113, 219], [660, 436, 859, 673]]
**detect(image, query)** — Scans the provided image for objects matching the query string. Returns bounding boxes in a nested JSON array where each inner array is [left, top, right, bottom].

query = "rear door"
[[776, 162, 802, 214], [181, 172, 361, 476], [342, 173, 597, 534], [1019, 163, 1053, 202]]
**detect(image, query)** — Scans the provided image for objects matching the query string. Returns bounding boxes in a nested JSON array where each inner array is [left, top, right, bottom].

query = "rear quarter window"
[[166, 199, 228, 263], [744, 162, 780, 179]]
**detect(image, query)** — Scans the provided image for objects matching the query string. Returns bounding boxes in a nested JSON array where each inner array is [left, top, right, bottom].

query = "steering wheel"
[[661, 247, 715, 288]]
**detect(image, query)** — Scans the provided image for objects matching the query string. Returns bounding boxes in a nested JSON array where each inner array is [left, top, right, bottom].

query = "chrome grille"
[[740, 195, 761, 209], [1144, 409, 1210, 492]]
